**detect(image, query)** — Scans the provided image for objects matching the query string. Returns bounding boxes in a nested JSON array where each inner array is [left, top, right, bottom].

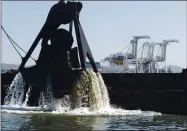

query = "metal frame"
[[18, 1, 98, 73]]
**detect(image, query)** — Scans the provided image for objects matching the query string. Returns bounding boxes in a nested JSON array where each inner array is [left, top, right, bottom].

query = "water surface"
[[1, 111, 187, 131]]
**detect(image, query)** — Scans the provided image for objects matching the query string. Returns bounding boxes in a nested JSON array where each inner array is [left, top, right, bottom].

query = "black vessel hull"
[[102, 71, 187, 115]]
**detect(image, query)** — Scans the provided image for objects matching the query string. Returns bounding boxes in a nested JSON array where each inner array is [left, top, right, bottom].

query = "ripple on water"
[[1, 111, 187, 131]]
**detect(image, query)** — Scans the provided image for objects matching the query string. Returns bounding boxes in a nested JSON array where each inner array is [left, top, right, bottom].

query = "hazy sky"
[[2, 1, 187, 68]]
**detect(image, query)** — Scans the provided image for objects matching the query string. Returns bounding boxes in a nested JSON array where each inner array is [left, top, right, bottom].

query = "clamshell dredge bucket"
[[17, 0, 98, 106]]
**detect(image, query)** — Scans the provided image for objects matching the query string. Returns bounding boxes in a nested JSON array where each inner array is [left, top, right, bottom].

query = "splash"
[[4, 73, 25, 106], [71, 71, 90, 109], [38, 75, 54, 110], [38, 70, 111, 111], [70, 70, 110, 111], [22, 86, 32, 107], [87, 71, 104, 110], [97, 72, 110, 109], [3, 70, 110, 111]]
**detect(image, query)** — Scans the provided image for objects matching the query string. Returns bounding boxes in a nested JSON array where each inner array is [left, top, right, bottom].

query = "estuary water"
[[1, 110, 187, 131]]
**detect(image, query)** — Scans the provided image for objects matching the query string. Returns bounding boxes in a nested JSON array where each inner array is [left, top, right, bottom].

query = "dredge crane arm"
[[18, 0, 98, 73], [19, 0, 69, 71]]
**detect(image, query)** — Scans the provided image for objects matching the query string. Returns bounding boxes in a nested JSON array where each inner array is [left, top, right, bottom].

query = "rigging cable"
[[1, 26, 36, 62], [7, 34, 23, 58]]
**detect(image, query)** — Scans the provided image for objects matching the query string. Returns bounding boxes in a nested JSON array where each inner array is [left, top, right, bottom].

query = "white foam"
[[1, 105, 161, 116]]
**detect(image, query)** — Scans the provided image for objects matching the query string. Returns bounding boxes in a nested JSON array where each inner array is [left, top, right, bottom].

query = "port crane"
[[139, 39, 179, 73], [102, 35, 151, 73], [102, 37, 179, 73]]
